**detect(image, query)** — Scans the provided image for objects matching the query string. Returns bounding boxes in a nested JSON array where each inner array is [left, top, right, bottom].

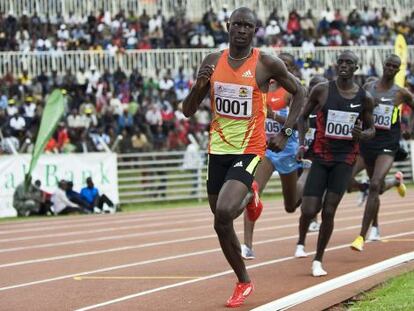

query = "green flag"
[[26, 89, 65, 181]]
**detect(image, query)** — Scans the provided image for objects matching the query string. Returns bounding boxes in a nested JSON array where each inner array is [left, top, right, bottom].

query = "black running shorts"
[[303, 160, 353, 197], [360, 143, 398, 167], [207, 154, 261, 195]]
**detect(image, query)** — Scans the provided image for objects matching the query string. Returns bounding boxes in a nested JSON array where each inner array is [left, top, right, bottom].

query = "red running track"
[[0, 190, 413, 311]]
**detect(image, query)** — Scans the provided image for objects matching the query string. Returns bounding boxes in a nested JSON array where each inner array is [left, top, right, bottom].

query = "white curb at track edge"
[[252, 251, 414, 311]]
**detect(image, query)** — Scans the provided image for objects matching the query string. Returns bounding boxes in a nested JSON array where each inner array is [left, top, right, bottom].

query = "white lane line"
[[252, 251, 414, 311], [0, 208, 412, 253], [0, 227, 212, 254], [0, 216, 212, 243], [0, 205, 213, 228], [74, 230, 414, 311], [1, 198, 411, 247], [1, 219, 413, 292], [0, 209, 210, 235], [0, 194, 405, 234]]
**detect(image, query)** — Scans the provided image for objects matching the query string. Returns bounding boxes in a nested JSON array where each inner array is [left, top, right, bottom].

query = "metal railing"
[[117, 143, 413, 205], [0, 0, 411, 22], [2, 45, 413, 78]]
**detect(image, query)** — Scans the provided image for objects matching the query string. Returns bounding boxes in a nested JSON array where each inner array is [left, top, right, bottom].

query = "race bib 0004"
[[325, 109, 359, 140], [213, 82, 253, 119], [373, 104, 392, 130]]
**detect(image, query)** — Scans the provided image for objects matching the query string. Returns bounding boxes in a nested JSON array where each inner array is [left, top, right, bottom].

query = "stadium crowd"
[[1, 5, 414, 154], [0, 5, 414, 51]]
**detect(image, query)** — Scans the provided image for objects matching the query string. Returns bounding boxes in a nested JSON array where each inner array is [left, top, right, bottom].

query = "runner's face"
[[383, 58, 400, 78], [227, 12, 257, 48], [336, 54, 357, 78]]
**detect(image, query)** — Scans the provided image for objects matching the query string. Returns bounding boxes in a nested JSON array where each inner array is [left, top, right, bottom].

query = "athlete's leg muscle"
[[280, 171, 299, 213], [243, 157, 274, 248], [359, 154, 394, 238], [315, 192, 342, 261], [214, 179, 251, 283]]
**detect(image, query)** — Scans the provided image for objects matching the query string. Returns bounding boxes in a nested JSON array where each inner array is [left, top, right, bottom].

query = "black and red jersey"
[[312, 81, 366, 165]]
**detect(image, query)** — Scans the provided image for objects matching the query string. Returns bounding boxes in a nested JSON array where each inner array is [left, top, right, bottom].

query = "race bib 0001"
[[325, 109, 359, 140], [213, 82, 253, 119], [373, 104, 392, 130]]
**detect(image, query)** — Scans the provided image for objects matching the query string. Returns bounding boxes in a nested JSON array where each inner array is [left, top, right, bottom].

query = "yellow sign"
[[394, 34, 407, 88]]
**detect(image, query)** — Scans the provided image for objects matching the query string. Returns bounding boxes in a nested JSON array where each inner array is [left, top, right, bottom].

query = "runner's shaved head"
[[338, 50, 359, 64], [229, 7, 257, 25], [384, 54, 401, 66]]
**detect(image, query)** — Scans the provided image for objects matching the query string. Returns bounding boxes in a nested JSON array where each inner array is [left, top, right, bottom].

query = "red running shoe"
[[246, 181, 263, 222], [225, 282, 254, 308]]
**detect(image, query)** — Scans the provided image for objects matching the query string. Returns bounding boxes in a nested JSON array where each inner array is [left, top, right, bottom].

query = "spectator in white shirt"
[[1, 129, 19, 154], [67, 108, 84, 129], [9, 113, 26, 133], [321, 7, 335, 23], [23, 97, 36, 119], [148, 15, 161, 34], [76, 68, 87, 89], [51, 180, 83, 215], [159, 75, 175, 92], [145, 103, 163, 134], [200, 32, 215, 48], [217, 4, 231, 22], [57, 24, 70, 40], [6, 99, 18, 116], [90, 127, 111, 151], [86, 66, 101, 90], [176, 84, 189, 101]]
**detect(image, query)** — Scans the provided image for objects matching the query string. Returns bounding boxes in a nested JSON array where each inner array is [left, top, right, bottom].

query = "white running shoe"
[[294, 244, 308, 258], [312, 260, 328, 277], [241, 244, 255, 260], [308, 220, 320, 232], [367, 226, 381, 241]]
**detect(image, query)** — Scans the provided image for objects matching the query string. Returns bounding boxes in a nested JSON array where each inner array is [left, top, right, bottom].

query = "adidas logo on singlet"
[[242, 70, 253, 78]]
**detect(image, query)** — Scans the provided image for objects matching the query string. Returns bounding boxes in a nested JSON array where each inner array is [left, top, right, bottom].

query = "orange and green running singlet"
[[208, 48, 267, 157]]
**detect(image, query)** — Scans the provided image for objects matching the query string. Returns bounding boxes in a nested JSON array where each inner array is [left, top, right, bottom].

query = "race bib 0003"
[[373, 104, 392, 130], [214, 82, 253, 119], [325, 109, 359, 140]]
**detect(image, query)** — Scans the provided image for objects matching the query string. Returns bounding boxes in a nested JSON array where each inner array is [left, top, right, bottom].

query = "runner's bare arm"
[[353, 91, 375, 140], [395, 88, 414, 110], [271, 92, 293, 124], [297, 83, 326, 147], [182, 53, 218, 117], [261, 55, 306, 129]]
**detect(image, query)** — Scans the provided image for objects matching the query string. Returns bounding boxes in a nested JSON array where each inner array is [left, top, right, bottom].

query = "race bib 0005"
[[373, 104, 392, 130], [325, 109, 359, 140], [265, 118, 282, 135], [214, 82, 253, 119]]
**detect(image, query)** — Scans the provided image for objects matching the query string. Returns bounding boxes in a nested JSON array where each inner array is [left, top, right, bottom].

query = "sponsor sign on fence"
[[0, 152, 118, 217]]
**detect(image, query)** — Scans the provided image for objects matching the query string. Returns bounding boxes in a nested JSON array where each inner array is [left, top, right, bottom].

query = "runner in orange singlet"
[[182, 7, 305, 308]]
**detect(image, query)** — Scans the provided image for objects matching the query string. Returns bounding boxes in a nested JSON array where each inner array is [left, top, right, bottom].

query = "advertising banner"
[[0, 153, 118, 217]]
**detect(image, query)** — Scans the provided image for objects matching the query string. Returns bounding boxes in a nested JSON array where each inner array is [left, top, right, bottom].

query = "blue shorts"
[[265, 140, 300, 175]]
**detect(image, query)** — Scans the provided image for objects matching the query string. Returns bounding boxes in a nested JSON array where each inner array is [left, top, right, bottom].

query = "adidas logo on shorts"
[[234, 161, 243, 168]]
